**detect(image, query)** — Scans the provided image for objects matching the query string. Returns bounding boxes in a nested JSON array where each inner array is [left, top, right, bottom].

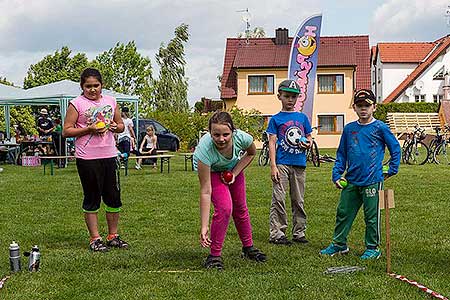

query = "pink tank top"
[[70, 94, 118, 160]]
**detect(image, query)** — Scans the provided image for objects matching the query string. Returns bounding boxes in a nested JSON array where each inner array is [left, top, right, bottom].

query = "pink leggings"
[[210, 172, 253, 256]]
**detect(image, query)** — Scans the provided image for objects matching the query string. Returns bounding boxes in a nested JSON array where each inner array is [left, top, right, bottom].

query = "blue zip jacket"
[[332, 119, 401, 186]]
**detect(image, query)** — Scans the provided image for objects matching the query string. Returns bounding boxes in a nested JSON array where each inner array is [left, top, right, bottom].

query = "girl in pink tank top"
[[63, 68, 129, 252]]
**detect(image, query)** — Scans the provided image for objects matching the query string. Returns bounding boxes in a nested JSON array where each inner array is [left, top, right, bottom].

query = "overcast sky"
[[0, 0, 449, 105]]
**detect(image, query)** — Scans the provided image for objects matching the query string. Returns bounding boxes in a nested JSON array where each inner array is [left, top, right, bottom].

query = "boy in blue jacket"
[[320, 89, 401, 260]]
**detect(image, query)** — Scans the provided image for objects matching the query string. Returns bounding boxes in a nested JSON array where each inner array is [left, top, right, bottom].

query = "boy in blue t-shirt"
[[320, 89, 401, 260], [266, 80, 312, 245]]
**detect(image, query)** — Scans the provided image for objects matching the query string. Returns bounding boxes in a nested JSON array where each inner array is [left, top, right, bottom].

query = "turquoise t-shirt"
[[193, 129, 253, 172]]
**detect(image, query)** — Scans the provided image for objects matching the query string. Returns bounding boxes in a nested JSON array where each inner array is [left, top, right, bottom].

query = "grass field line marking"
[[148, 270, 203, 273], [389, 273, 448, 300]]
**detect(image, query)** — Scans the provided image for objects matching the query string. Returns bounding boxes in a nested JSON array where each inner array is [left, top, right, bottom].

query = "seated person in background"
[[135, 125, 157, 170], [117, 107, 136, 161], [37, 108, 55, 138]]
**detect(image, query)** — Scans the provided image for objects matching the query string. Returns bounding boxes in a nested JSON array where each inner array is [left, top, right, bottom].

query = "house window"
[[318, 75, 344, 94], [318, 115, 344, 134], [248, 75, 274, 94], [433, 94, 443, 103], [433, 66, 445, 80], [415, 95, 425, 102]]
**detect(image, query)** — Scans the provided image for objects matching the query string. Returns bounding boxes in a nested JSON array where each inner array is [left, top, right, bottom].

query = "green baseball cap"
[[278, 80, 300, 94]]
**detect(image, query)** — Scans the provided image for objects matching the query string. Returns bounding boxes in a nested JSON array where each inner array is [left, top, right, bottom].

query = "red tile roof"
[[377, 43, 435, 63], [220, 35, 371, 99], [383, 36, 450, 103]]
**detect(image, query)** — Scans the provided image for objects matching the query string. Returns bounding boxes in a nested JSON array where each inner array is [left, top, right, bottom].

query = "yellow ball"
[[96, 121, 106, 129]]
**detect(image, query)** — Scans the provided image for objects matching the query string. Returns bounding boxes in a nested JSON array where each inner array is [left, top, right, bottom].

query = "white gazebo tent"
[[1, 80, 140, 139]]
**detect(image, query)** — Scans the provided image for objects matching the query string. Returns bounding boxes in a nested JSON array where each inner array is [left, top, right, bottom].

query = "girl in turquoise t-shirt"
[[193, 111, 266, 270]]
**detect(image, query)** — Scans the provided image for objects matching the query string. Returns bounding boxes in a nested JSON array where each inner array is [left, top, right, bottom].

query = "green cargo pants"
[[332, 182, 383, 249]]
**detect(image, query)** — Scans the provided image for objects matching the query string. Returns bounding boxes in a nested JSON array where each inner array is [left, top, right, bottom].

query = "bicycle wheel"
[[258, 146, 269, 166], [405, 141, 429, 165], [401, 141, 411, 164], [310, 141, 320, 167], [433, 143, 450, 165]]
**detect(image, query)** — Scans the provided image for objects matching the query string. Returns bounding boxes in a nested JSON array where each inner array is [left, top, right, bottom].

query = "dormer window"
[[433, 66, 445, 80]]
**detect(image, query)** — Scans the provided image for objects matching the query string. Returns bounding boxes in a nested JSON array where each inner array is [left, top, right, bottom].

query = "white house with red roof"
[[220, 28, 371, 148], [371, 35, 450, 104]]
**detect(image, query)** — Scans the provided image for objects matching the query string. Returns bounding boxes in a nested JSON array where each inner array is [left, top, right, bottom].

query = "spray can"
[[9, 241, 21, 272], [26, 245, 40, 272]]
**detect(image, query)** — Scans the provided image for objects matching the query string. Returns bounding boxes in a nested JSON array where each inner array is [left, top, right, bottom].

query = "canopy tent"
[[0, 80, 140, 139]]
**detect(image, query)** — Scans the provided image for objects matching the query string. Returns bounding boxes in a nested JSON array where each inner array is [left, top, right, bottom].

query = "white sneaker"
[[135, 164, 141, 170]]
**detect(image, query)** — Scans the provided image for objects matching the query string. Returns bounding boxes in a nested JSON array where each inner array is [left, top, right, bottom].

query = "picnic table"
[[40, 155, 75, 175], [126, 154, 174, 175], [179, 153, 194, 171]]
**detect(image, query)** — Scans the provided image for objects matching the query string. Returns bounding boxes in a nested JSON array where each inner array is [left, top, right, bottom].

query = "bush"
[[0, 106, 38, 136], [374, 102, 439, 122], [143, 107, 264, 151]]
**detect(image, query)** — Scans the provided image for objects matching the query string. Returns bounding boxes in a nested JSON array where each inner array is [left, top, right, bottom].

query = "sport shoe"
[[319, 243, 349, 256], [106, 235, 129, 249], [360, 248, 381, 260], [292, 236, 309, 244], [204, 255, 224, 270], [269, 236, 292, 245], [241, 246, 267, 262], [89, 238, 109, 252], [135, 164, 141, 170]]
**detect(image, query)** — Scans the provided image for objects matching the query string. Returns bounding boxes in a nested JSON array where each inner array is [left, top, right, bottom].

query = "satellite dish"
[[405, 87, 414, 97], [415, 80, 424, 90]]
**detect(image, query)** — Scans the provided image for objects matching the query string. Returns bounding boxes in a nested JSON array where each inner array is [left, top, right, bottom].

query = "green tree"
[[153, 23, 190, 113], [92, 41, 153, 110], [0, 77, 38, 135], [23, 46, 89, 88]]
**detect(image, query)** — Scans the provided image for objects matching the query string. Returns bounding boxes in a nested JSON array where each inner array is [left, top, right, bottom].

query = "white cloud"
[[370, 0, 450, 43]]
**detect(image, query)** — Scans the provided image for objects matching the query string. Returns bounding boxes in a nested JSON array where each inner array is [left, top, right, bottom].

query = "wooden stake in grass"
[[379, 189, 395, 274]]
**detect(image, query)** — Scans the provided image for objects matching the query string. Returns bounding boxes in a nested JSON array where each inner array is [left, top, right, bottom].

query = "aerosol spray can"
[[25, 245, 40, 272], [9, 241, 21, 272]]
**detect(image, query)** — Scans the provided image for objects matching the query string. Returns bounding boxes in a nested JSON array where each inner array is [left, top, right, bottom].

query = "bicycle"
[[402, 125, 429, 165], [427, 125, 449, 163], [306, 126, 320, 167], [258, 132, 269, 166], [432, 124, 450, 165]]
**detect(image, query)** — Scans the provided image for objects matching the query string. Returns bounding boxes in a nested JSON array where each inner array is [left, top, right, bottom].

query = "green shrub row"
[[144, 107, 264, 151], [374, 102, 439, 122]]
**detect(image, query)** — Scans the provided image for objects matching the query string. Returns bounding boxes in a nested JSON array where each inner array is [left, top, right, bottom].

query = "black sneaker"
[[204, 255, 224, 270], [292, 236, 309, 244], [106, 235, 129, 249], [242, 246, 267, 262], [89, 238, 110, 252], [269, 236, 292, 245]]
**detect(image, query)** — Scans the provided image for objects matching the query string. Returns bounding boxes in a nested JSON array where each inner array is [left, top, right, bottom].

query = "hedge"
[[144, 107, 264, 151]]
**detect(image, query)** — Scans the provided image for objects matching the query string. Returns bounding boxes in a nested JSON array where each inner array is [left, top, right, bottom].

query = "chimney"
[[275, 28, 289, 45]]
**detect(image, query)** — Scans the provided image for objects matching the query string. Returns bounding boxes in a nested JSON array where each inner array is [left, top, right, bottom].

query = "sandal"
[[204, 255, 224, 270], [241, 246, 267, 262]]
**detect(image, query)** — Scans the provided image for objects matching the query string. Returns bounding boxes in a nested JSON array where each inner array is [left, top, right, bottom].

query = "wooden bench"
[[179, 153, 194, 171], [40, 156, 75, 175], [386, 112, 441, 138], [126, 155, 174, 175]]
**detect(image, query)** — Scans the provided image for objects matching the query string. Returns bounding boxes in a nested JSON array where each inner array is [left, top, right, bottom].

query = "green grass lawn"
[[0, 153, 449, 299]]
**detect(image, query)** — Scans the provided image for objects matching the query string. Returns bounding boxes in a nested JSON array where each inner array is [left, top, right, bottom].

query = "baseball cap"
[[278, 80, 300, 94], [40, 108, 48, 115], [353, 89, 376, 105]]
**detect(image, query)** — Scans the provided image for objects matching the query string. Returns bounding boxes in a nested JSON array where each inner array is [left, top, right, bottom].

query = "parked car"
[[136, 119, 180, 151]]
